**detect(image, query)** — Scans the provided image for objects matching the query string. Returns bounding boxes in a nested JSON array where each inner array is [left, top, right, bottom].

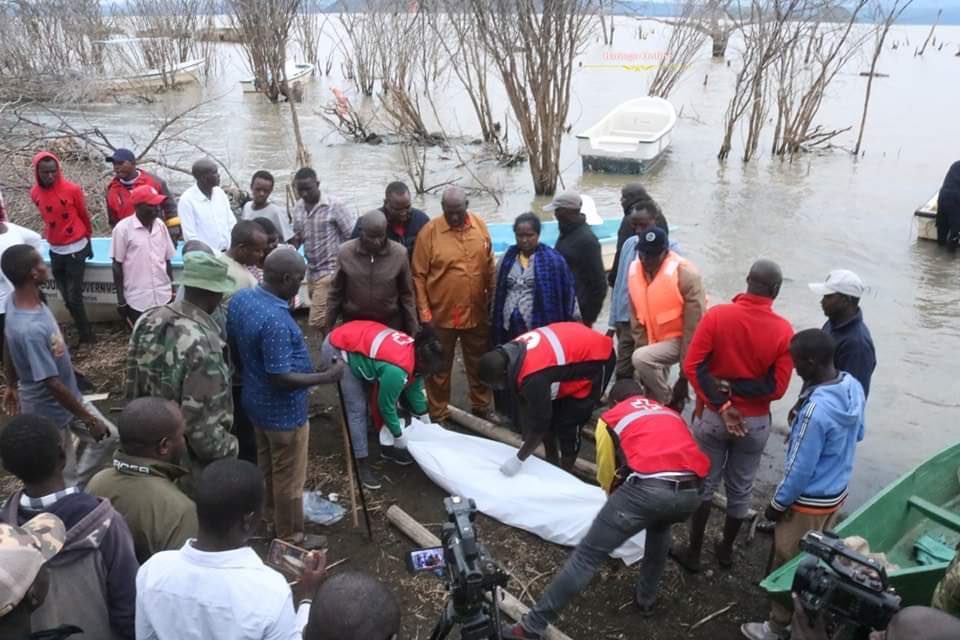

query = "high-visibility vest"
[[329, 320, 415, 379], [513, 322, 613, 400], [627, 251, 689, 344], [601, 396, 710, 476]]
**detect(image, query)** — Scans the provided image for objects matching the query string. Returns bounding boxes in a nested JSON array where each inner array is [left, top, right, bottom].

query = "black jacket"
[[351, 207, 430, 259], [555, 220, 607, 326]]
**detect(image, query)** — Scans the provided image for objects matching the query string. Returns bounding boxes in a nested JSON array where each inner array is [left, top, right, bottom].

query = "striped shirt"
[[292, 194, 355, 280]]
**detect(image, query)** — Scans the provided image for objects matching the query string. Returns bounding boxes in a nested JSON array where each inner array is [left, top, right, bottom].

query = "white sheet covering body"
[[405, 419, 646, 565]]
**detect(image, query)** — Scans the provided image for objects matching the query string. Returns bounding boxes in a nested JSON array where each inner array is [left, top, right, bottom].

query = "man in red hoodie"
[[31, 152, 95, 344], [671, 259, 794, 572]]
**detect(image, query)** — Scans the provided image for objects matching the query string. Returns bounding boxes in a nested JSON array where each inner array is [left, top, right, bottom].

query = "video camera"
[[792, 530, 901, 635], [409, 496, 509, 640]]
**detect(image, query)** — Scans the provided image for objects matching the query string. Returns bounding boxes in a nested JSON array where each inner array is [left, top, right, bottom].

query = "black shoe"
[[635, 595, 656, 618], [381, 446, 414, 466], [357, 461, 382, 490], [668, 546, 702, 573]]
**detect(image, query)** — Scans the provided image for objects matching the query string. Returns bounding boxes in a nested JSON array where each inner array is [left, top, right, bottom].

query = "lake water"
[[31, 18, 960, 507]]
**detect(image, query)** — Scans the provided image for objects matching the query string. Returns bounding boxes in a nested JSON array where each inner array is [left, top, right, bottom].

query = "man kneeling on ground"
[[501, 379, 709, 638], [324, 320, 445, 489]]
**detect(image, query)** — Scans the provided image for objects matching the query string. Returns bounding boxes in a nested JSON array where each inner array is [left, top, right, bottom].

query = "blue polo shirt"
[[227, 286, 313, 430]]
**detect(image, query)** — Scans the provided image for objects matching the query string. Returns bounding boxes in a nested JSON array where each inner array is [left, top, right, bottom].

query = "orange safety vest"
[[627, 250, 689, 344]]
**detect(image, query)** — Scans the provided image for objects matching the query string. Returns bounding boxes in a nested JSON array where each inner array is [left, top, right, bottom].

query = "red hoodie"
[[30, 151, 93, 247]]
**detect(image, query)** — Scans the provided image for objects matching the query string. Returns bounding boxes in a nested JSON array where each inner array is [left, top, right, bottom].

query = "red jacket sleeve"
[[74, 185, 93, 237]]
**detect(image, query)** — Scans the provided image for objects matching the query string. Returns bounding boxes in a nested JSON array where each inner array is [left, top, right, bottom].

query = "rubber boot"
[[714, 515, 744, 569], [669, 500, 711, 573]]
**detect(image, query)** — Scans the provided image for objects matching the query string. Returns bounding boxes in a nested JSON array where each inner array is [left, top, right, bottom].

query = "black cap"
[[636, 226, 668, 256]]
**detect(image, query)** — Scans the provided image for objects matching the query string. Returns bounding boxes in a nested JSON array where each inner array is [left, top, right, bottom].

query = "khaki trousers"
[[614, 322, 635, 379], [769, 509, 838, 626], [631, 337, 682, 404], [255, 422, 310, 540], [307, 274, 335, 331], [427, 325, 493, 422]]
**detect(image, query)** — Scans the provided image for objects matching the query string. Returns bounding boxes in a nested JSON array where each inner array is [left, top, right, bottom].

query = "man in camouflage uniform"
[[125, 252, 238, 487], [932, 550, 960, 615]]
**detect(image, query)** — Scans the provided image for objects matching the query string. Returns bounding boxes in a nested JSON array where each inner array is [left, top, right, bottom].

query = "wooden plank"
[[907, 496, 960, 533], [385, 505, 574, 640], [446, 406, 598, 482]]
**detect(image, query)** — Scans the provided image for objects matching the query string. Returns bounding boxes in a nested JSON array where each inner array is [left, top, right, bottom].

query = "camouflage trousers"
[[932, 551, 960, 615]]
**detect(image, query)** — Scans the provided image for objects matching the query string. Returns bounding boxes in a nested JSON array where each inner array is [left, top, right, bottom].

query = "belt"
[[628, 474, 701, 491]]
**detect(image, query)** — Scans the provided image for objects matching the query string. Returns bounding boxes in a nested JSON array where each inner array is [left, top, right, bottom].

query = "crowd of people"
[[0, 145, 958, 640]]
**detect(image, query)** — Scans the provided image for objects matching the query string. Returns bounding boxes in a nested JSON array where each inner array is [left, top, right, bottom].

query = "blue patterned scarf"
[[492, 243, 579, 346]]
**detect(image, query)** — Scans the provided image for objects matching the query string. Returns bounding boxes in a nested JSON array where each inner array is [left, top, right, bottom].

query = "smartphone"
[[266, 539, 312, 580], [407, 547, 446, 574]]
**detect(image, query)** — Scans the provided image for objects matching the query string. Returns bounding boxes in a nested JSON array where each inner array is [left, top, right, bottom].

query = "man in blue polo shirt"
[[226, 247, 344, 544]]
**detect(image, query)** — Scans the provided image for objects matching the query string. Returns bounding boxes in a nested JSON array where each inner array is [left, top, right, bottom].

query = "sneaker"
[[500, 623, 542, 639], [740, 621, 787, 640], [357, 461, 382, 490], [381, 446, 415, 466]]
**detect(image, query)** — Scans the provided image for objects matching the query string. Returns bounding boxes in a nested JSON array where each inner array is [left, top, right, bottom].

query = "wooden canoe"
[[761, 442, 960, 609]]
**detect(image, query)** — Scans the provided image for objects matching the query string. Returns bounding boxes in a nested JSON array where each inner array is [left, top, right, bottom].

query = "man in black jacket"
[[547, 191, 606, 328], [608, 183, 669, 288], [351, 181, 429, 259]]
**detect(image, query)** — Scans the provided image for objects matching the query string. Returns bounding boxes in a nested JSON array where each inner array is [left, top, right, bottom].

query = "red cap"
[[130, 185, 167, 206]]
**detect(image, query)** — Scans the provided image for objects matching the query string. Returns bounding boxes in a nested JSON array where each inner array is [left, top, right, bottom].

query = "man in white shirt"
[[177, 159, 237, 253], [135, 459, 325, 640]]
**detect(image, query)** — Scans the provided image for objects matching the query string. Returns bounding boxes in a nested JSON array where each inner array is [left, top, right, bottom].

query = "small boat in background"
[[915, 191, 939, 241], [577, 97, 676, 174], [241, 62, 315, 94], [95, 58, 205, 93], [761, 442, 960, 609]]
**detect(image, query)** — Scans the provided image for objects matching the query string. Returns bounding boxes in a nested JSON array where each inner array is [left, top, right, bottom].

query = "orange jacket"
[[628, 251, 690, 344]]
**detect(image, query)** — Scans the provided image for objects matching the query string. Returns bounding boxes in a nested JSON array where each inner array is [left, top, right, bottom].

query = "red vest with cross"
[[601, 396, 710, 476], [329, 320, 416, 378], [513, 322, 613, 400]]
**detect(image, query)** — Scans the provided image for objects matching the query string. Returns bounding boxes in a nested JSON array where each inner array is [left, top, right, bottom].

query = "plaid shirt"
[[292, 194, 355, 279]]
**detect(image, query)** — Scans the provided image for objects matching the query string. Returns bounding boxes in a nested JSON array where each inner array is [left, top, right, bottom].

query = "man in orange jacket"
[[627, 227, 706, 407]]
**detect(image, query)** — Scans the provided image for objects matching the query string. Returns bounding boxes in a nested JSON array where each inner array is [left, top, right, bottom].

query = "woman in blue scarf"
[[491, 213, 580, 424]]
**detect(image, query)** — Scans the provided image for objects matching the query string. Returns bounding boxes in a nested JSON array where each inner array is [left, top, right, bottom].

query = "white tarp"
[[405, 419, 646, 565]]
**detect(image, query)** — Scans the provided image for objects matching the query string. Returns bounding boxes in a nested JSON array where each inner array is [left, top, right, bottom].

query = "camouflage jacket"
[[933, 550, 960, 614], [125, 300, 238, 463]]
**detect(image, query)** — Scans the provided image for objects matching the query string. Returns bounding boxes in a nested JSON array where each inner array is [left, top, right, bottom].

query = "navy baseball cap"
[[106, 148, 136, 164], [636, 226, 668, 256]]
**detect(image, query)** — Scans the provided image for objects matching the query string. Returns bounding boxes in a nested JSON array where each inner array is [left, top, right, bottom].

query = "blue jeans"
[[523, 477, 701, 633], [320, 337, 370, 458]]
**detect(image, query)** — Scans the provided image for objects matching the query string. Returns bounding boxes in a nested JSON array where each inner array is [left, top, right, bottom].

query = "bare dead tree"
[[916, 8, 940, 56], [317, 88, 377, 142], [228, 0, 301, 103], [295, 0, 324, 69], [854, 0, 913, 155], [772, 0, 871, 155], [337, 4, 381, 96], [469, 0, 596, 195], [651, 0, 739, 59], [648, 1, 707, 98], [121, 0, 217, 88]]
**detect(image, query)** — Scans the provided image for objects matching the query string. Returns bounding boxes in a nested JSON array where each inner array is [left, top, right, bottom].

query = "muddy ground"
[[1, 318, 778, 640]]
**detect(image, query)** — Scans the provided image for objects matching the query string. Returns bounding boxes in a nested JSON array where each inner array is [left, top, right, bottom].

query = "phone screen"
[[407, 547, 445, 573]]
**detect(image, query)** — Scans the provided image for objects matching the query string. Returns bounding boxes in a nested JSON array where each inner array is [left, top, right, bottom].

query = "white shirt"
[[135, 541, 310, 640], [177, 184, 237, 252], [242, 201, 295, 243], [0, 223, 42, 311]]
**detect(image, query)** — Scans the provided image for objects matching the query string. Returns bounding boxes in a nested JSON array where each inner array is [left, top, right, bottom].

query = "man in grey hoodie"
[[0, 413, 139, 639]]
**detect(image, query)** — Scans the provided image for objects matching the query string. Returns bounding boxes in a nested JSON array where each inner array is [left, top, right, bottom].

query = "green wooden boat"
[[762, 442, 960, 609]]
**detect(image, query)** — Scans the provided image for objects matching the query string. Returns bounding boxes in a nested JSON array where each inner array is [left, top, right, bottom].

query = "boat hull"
[[915, 191, 938, 241], [97, 59, 204, 93], [761, 442, 960, 609], [577, 97, 676, 175], [241, 64, 314, 93]]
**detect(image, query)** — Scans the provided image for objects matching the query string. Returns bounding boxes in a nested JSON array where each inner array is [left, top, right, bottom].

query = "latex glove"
[[394, 432, 409, 450], [379, 428, 396, 447], [500, 455, 523, 477]]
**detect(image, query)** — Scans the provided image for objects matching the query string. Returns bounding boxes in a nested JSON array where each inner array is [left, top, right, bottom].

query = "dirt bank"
[[2, 318, 778, 639]]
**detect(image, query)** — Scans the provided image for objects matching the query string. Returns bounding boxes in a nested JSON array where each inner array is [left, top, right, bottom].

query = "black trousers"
[[50, 246, 93, 342], [232, 385, 257, 464]]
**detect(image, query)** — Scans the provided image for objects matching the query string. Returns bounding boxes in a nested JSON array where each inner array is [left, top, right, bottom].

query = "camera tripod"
[[429, 592, 503, 640]]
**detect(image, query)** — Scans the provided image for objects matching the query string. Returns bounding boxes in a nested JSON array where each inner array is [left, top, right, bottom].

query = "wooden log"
[[385, 505, 574, 640], [446, 406, 598, 482]]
